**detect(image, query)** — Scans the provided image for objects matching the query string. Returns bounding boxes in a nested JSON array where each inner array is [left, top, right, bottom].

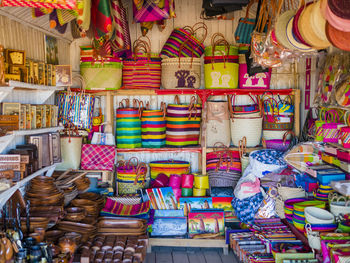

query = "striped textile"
[[149, 160, 190, 180], [161, 28, 205, 58], [165, 104, 202, 147], [141, 109, 166, 148], [102, 198, 150, 216], [123, 54, 161, 89], [116, 108, 141, 148]]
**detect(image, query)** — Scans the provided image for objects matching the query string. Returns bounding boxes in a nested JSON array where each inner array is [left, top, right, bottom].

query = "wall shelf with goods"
[[0, 164, 57, 210]]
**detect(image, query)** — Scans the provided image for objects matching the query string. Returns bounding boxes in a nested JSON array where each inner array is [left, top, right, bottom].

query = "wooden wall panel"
[[0, 15, 70, 64]]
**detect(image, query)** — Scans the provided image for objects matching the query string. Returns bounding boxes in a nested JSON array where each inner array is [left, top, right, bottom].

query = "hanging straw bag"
[[161, 22, 207, 58], [165, 96, 202, 147], [206, 100, 231, 147], [117, 158, 147, 194], [229, 96, 263, 147], [161, 40, 201, 89], [234, 0, 259, 44], [322, 110, 343, 143], [55, 121, 82, 171], [204, 34, 239, 89], [116, 99, 142, 148], [141, 102, 166, 148], [122, 37, 161, 89]]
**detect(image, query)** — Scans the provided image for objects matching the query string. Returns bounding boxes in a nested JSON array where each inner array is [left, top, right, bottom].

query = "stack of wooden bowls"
[[71, 199, 100, 225], [57, 221, 96, 243], [97, 217, 147, 236]]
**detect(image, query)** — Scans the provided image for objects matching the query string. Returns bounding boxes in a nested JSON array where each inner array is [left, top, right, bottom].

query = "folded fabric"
[[101, 197, 150, 216], [231, 192, 264, 224]]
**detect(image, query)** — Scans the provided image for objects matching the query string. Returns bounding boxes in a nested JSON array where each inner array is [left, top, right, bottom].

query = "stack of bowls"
[[71, 198, 100, 225], [284, 198, 310, 223], [304, 207, 337, 233], [65, 207, 86, 222], [74, 176, 90, 193], [57, 221, 96, 243], [292, 200, 326, 233], [314, 184, 334, 201], [26, 176, 64, 207], [78, 192, 105, 211]]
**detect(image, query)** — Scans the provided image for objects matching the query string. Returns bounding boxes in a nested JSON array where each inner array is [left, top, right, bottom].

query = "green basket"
[[80, 62, 122, 90]]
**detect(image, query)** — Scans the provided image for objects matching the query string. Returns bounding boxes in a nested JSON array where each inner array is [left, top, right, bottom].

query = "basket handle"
[[192, 22, 208, 44], [127, 157, 139, 172], [244, 0, 258, 19], [160, 102, 167, 118], [119, 98, 130, 108], [174, 95, 180, 104], [210, 32, 226, 47], [178, 38, 194, 68]]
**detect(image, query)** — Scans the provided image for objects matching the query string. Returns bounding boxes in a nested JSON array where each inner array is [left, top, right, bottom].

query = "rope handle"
[[244, 0, 259, 19], [127, 157, 139, 173], [210, 33, 227, 47], [211, 39, 230, 70], [191, 22, 208, 43], [174, 95, 180, 104], [160, 102, 167, 118], [178, 38, 195, 69], [134, 162, 147, 185], [119, 98, 130, 108]]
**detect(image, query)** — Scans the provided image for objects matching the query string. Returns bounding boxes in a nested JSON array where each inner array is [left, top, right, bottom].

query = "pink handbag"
[[81, 144, 116, 171], [238, 45, 271, 89]]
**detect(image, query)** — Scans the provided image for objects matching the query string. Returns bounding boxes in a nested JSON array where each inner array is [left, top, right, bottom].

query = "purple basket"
[[265, 139, 291, 151]]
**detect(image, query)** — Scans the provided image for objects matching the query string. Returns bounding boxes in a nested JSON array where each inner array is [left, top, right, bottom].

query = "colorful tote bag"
[[116, 99, 142, 148], [57, 89, 95, 129], [234, 0, 258, 44], [141, 103, 166, 148], [80, 144, 115, 171], [166, 96, 202, 147], [160, 22, 207, 58], [116, 158, 147, 194], [102, 198, 150, 216], [238, 45, 271, 89], [204, 35, 239, 89], [122, 37, 161, 89], [133, 0, 172, 23], [263, 97, 294, 131], [149, 160, 190, 180]]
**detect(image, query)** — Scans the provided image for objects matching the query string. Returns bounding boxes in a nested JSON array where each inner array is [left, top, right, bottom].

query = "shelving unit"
[[0, 126, 64, 153], [116, 147, 202, 153], [0, 81, 64, 104], [0, 164, 57, 209]]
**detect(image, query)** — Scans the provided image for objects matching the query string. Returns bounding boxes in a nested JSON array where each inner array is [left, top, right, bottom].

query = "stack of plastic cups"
[[193, 173, 209, 197], [169, 174, 182, 202], [181, 174, 194, 197]]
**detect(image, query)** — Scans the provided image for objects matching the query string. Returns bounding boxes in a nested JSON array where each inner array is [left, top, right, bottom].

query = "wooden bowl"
[[45, 230, 64, 243]]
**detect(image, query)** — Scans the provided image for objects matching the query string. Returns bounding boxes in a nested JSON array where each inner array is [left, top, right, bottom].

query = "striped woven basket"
[[122, 37, 161, 89], [166, 96, 202, 147], [116, 99, 142, 148], [141, 103, 166, 148]]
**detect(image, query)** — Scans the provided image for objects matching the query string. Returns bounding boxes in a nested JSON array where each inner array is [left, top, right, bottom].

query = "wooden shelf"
[[0, 164, 57, 209], [7, 81, 65, 91], [116, 147, 202, 153], [0, 126, 64, 153], [147, 238, 228, 255]]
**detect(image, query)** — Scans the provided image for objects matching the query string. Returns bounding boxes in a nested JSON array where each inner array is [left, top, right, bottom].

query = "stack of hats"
[[284, 198, 310, 223]]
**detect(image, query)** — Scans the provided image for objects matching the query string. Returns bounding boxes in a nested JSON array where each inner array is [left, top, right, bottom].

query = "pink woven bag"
[[81, 144, 116, 171]]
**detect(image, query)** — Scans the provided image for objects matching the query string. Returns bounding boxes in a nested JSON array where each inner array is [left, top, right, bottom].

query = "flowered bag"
[[249, 149, 287, 178], [232, 192, 264, 224]]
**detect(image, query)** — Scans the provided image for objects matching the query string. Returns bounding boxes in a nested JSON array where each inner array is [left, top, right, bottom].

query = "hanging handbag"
[[116, 158, 147, 194], [166, 95, 202, 147], [230, 94, 260, 116], [206, 100, 231, 147], [122, 37, 161, 89], [132, 0, 173, 23], [80, 144, 115, 171], [55, 122, 82, 171], [161, 22, 207, 58], [263, 97, 294, 131], [235, 0, 258, 44]]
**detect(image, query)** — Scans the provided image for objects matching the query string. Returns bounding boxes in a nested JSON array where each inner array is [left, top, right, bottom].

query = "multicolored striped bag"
[[160, 22, 207, 58], [116, 158, 147, 194], [149, 160, 190, 180], [141, 102, 166, 148], [116, 99, 142, 148], [166, 96, 202, 147], [122, 37, 161, 89]]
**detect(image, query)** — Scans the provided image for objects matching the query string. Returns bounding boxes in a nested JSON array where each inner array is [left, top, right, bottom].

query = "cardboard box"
[[35, 105, 43, 129], [45, 105, 51, 128], [0, 115, 19, 135], [38, 62, 45, 85], [2, 102, 20, 116], [20, 104, 26, 130]]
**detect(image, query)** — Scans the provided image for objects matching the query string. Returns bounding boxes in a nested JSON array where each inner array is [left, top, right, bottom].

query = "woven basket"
[[230, 115, 262, 147], [277, 185, 306, 200], [275, 197, 285, 219], [207, 170, 241, 187], [80, 62, 122, 90], [161, 57, 201, 89]]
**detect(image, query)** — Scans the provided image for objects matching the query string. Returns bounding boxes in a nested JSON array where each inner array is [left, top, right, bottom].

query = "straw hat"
[[275, 10, 296, 51], [326, 22, 350, 51], [310, 0, 328, 42], [325, 0, 350, 32], [328, 0, 350, 19], [292, 3, 313, 47], [298, 3, 331, 49], [286, 16, 314, 52]]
